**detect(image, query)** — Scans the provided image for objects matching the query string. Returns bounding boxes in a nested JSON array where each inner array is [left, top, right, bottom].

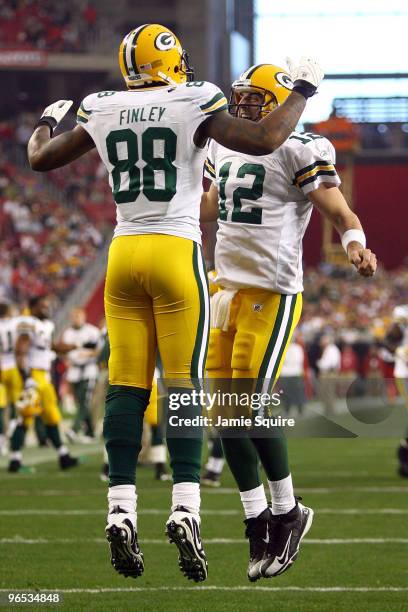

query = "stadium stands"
[[0, 0, 99, 53], [0, 143, 112, 307]]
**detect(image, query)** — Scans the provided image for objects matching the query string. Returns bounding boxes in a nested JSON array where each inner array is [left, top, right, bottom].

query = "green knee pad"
[[103, 385, 150, 487]]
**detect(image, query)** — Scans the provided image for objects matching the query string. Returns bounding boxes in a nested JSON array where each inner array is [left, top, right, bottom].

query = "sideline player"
[[201, 63, 377, 580], [10, 296, 79, 472], [391, 306, 408, 476], [62, 308, 101, 441], [27, 23, 324, 581], [0, 302, 21, 455]]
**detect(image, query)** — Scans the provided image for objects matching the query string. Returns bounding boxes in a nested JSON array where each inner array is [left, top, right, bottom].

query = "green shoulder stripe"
[[199, 91, 224, 111], [204, 159, 216, 178], [80, 102, 92, 115], [207, 103, 228, 115]]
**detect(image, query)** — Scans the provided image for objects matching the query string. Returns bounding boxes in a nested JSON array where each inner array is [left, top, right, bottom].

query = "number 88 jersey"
[[77, 82, 227, 244], [205, 133, 340, 294]]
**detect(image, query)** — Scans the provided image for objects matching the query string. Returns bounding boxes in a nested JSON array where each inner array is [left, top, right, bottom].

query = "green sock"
[[11, 424, 27, 452], [165, 387, 202, 484], [251, 433, 290, 481], [35, 416, 48, 445], [211, 434, 224, 459], [221, 433, 261, 491], [103, 384, 150, 487], [151, 424, 164, 446], [46, 424, 62, 449]]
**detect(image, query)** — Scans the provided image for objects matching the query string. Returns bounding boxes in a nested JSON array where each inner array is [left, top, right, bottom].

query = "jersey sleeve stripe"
[[200, 92, 225, 111], [293, 159, 333, 182], [77, 108, 90, 123], [204, 159, 216, 178], [297, 168, 338, 189], [202, 98, 228, 115]]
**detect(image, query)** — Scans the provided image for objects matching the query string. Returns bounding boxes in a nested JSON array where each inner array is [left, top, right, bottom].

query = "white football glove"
[[286, 57, 324, 98], [36, 99, 73, 134]]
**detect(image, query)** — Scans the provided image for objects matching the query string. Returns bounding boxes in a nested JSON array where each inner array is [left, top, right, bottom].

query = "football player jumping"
[[201, 64, 377, 581], [27, 24, 324, 582]]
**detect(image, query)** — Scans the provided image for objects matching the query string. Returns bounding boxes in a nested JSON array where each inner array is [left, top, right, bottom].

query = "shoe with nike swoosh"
[[166, 505, 208, 582], [261, 499, 313, 578], [244, 507, 271, 582]]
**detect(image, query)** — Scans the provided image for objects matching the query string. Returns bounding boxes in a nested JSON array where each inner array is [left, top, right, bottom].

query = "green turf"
[[0, 438, 407, 611]]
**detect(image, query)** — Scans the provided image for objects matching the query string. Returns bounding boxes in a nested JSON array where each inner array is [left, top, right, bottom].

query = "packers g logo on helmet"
[[229, 64, 293, 119], [119, 23, 194, 89], [154, 31, 177, 51]]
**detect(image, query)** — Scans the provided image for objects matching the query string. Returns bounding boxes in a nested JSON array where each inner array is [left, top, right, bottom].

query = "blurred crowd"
[[0, 145, 111, 307], [0, 0, 98, 53]]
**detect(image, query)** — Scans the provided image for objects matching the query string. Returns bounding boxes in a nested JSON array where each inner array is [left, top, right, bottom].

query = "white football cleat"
[[105, 506, 144, 579], [166, 506, 208, 582]]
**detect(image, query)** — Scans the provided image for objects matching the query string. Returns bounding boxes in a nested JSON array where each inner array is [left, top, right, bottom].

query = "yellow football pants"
[[1, 367, 22, 406], [105, 235, 210, 390], [0, 382, 6, 409], [15, 370, 61, 427], [207, 289, 302, 389]]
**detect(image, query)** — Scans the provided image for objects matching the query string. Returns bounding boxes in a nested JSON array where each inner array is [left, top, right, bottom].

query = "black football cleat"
[[244, 507, 271, 582], [166, 506, 208, 582], [261, 499, 313, 578], [100, 462, 109, 482], [59, 453, 79, 470], [397, 442, 408, 477], [202, 470, 221, 488], [155, 462, 171, 481], [7, 459, 35, 474], [106, 506, 144, 579]]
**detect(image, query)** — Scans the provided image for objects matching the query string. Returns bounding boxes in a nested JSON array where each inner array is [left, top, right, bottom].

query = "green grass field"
[[1, 438, 408, 611]]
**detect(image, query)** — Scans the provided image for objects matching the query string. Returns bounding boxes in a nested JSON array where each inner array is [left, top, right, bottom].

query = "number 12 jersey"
[[205, 133, 340, 294]]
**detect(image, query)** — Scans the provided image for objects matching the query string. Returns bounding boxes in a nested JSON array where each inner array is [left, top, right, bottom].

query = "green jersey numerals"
[[106, 127, 177, 204], [0, 330, 13, 353], [289, 132, 323, 145], [218, 162, 265, 224]]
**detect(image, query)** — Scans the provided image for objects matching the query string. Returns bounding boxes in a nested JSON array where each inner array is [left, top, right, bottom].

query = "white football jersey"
[[15, 316, 55, 372], [62, 323, 101, 382], [77, 82, 228, 244], [394, 324, 408, 378], [0, 317, 17, 370], [205, 132, 340, 294]]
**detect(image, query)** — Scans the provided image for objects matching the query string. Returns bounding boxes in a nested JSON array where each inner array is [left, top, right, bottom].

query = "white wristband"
[[341, 229, 366, 253]]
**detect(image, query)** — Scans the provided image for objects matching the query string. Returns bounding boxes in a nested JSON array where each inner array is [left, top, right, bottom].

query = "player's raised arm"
[[28, 100, 95, 171], [308, 184, 377, 277], [196, 58, 324, 155]]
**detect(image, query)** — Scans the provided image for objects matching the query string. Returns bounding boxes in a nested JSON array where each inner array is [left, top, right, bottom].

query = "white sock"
[[11, 451, 22, 461], [108, 485, 137, 528], [149, 444, 167, 464], [206, 456, 225, 475], [240, 484, 268, 519], [172, 482, 200, 517], [57, 445, 69, 457], [268, 474, 296, 515]]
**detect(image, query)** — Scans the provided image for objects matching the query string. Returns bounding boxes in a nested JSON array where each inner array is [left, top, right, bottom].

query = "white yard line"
[[0, 586, 407, 593], [1, 536, 408, 545], [1, 507, 408, 516]]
